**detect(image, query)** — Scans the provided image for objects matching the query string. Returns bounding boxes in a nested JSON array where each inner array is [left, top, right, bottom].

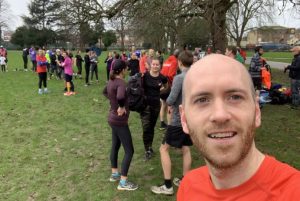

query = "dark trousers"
[[110, 125, 134, 177], [140, 105, 160, 151], [106, 68, 110, 81], [91, 64, 98, 81], [65, 74, 74, 92], [50, 64, 57, 78], [38, 72, 47, 88], [85, 64, 90, 84], [291, 79, 300, 106], [1, 65, 5, 72], [77, 64, 82, 75], [23, 56, 28, 69], [32, 60, 37, 72]]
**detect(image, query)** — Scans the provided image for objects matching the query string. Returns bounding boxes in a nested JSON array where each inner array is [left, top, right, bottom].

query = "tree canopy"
[[10, 0, 297, 50]]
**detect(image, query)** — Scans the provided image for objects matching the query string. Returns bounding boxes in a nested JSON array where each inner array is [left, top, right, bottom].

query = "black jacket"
[[128, 59, 140, 76], [84, 54, 91, 67], [287, 54, 300, 79]]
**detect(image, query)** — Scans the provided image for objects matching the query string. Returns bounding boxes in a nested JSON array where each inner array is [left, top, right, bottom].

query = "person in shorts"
[[151, 50, 193, 196]]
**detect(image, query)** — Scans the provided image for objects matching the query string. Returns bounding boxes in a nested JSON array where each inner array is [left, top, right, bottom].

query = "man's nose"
[[209, 99, 231, 123]]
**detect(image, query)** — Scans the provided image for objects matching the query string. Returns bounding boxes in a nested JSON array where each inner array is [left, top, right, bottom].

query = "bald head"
[[182, 54, 255, 106]]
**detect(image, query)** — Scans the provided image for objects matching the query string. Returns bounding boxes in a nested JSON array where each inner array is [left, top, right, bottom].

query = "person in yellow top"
[[45, 50, 51, 79]]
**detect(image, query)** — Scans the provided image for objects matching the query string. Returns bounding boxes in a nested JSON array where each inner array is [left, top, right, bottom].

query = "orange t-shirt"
[[177, 155, 300, 201]]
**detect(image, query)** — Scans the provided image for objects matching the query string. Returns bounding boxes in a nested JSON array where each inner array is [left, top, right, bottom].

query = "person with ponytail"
[[103, 59, 138, 191]]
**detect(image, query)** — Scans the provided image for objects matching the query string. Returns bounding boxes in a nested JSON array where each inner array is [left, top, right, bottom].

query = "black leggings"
[[106, 68, 110, 81], [32, 60, 37, 72], [65, 74, 75, 92], [85, 65, 90, 84], [140, 105, 160, 151], [91, 64, 98, 80], [23, 56, 28, 69], [77, 63, 82, 75], [110, 125, 134, 177], [38, 72, 47, 88]]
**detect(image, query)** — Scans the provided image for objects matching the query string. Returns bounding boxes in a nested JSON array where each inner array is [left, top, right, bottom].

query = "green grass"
[[0, 51, 299, 201], [246, 51, 293, 63]]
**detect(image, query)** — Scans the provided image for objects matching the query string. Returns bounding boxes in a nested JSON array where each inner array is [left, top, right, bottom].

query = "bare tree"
[[0, 0, 12, 40], [226, 0, 274, 47], [62, 0, 237, 51]]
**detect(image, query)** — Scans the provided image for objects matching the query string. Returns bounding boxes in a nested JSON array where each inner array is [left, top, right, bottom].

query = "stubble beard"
[[188, 119, 256, 170]]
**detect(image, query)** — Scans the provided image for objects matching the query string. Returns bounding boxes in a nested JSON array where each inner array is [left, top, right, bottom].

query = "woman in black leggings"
[[36, 49, 49, 94], [103, 59, 138, 191]]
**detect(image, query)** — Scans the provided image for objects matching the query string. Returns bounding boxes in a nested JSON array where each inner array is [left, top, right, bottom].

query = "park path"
[[245, 57, 289, 70]]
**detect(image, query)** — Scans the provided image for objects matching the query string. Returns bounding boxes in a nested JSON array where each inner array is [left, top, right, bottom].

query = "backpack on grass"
[[127, 73, 146, 112], [269, 83, 291, 105]]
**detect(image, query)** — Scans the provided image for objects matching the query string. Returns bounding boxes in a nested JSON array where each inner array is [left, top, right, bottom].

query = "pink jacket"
[[62, 57, 73, 75]]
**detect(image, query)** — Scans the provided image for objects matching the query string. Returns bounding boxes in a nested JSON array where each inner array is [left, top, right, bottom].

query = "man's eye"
[[229, 95, 243, 101], [195, 97, 209, 103]]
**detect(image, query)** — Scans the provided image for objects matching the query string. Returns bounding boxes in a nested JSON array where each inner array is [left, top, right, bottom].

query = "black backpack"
[[269, 84, 290, 105], [127, 73, 146, 112]]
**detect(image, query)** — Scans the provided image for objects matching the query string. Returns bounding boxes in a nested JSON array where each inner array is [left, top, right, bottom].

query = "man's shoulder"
[[183, 166, 209, 183], [264, 156, 300, 191]]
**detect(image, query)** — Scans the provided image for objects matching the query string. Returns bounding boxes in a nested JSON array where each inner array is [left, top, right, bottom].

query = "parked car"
[[259, 43, 291, 52]]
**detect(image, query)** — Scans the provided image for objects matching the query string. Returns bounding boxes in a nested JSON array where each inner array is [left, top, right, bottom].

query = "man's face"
[[259, 48, 264, 55], [181, 55, 261, 169]]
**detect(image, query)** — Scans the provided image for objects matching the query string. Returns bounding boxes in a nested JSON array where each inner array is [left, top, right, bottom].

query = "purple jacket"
[[29, 48, 36, 61], [103, 78, 129, 126]]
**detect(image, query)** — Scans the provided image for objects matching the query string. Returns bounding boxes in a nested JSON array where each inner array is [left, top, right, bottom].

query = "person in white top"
[[0, 55, 6, 72]]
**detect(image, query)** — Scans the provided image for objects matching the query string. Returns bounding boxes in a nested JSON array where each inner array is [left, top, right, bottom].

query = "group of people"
[[21, 46, 104, 96], [249, 45, 300, 109], [33, 48, 75, 96], [103, 45, 300, 200], [2, 43, 299, 198], [103, 48, 194, 191]]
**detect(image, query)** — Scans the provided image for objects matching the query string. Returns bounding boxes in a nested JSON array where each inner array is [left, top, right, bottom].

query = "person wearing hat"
[[103, 59, 138, 191], [284, 46, 300, 109]]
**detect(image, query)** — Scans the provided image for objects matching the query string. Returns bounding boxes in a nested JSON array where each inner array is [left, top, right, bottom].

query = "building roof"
[[250, 25, 291, 31]]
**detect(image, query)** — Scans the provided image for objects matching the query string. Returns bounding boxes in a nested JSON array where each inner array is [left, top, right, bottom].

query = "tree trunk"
[[170, 31, 176, 53], [208, 12, 227, 52], [120, 18, 125, 51], [236, 37, 242, 47], [206, 0, 232, 53]]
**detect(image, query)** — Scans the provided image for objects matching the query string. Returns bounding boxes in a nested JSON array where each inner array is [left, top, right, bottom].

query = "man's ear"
[[179, 104, 190, 134], [255, 96, 261, 128]]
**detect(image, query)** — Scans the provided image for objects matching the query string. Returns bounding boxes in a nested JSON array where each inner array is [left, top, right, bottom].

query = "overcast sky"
[[7, 0, 300, 30]]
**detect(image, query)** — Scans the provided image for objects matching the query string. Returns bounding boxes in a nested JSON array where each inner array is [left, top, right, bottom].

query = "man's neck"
[[207, 144, 265, 190]]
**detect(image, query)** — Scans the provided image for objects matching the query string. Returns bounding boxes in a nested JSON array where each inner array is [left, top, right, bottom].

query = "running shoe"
[[117, 180, 138, 191], [151, 184, 174, 195]]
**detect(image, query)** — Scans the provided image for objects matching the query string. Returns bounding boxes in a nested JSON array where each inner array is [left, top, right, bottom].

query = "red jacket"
[[161, 55, 178, 85], [36, 55, 47, 73], [139, 55, 147, 73]]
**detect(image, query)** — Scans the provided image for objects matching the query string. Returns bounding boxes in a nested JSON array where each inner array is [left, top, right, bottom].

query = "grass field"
[[0, 51, 299, 201], [246, 51, 293, 63]]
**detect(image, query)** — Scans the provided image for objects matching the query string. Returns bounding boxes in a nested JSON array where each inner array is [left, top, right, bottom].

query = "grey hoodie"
[[166, 68, 188, 127]]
